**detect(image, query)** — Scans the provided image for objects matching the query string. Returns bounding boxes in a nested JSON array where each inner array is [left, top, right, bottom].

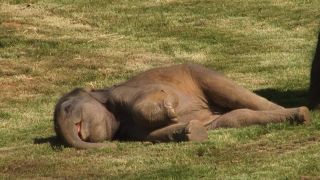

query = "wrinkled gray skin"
[[54, 64, 310, 149], [309, 31, 320, 110]]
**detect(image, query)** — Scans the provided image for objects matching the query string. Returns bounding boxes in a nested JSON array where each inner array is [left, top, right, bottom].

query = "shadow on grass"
[[254, 88, 308, 108], [33, 136, 64, 151]]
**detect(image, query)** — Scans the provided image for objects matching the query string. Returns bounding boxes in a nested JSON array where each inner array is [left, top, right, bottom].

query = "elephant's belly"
[[177, 109, 218, 123], [172, 92, 221, 126], [174, 102, 221, 128]]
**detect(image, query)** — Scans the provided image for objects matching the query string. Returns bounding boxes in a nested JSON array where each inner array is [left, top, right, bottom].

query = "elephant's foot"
[[296, 106, 311, 124], [185, 120, 208, 142], [290, 106, 310, 124]]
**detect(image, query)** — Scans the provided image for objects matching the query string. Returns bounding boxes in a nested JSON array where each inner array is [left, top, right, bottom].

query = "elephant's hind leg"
[[187, 64, 283, 111], [208, 106, 310, 129]]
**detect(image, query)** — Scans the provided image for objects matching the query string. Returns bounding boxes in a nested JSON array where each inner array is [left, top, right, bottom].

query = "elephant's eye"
[[64, 105, 71, 113], [61, 100, 72, 113]]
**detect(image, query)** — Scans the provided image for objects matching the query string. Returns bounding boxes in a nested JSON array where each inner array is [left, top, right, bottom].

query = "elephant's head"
[[53, 88, 119, 149]]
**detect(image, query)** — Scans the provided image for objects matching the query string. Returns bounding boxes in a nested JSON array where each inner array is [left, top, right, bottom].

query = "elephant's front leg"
[[132, 88, 179, 129], [143, 120, 208, 142]]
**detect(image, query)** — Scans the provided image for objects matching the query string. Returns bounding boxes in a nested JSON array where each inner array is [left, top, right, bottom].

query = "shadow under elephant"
[[33, 136, 65, 150], [254, 88, 308, 108]]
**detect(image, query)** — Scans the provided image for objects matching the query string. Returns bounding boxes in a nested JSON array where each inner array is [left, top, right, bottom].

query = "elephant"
[[309, 31, 320, 110], [54, 64, 310, 149]]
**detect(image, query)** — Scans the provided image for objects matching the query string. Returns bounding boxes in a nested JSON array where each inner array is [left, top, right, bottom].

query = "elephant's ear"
[[87, 89, 110, 104]]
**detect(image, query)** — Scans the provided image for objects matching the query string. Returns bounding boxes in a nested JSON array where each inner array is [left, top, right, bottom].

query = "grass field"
[[0, 0, 320, 179]]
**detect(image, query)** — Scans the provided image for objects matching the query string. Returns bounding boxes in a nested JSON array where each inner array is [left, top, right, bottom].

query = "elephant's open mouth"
[[76, 122, 82, 139]]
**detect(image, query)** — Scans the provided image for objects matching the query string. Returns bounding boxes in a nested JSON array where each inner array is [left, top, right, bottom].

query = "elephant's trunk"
[[54, 105, 115, 149], [58, 119, 109, 149]]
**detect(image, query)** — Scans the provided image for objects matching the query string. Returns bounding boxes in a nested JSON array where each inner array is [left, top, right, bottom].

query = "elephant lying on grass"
[[54, 64, 310, 149]]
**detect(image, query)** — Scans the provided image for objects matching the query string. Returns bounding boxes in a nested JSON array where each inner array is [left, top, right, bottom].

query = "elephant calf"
[[54, 64, 310, 149]]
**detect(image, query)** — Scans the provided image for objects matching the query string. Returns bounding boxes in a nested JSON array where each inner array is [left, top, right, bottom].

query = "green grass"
[[0, 0, 319, 179]]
